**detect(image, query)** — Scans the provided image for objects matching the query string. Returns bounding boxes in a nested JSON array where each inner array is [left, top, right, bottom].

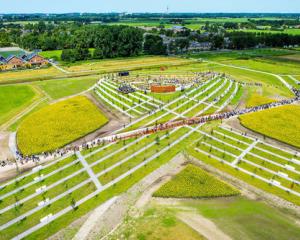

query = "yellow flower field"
[[153, 165, 239, 198], [239, 105, 300, 148], [17, 96, 108, 155], [246, 93, 275, 107]]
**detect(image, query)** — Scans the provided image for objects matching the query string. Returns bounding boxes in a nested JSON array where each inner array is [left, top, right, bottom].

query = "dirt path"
[[177, 211, 232, 240], [0, 131, 13, 161]]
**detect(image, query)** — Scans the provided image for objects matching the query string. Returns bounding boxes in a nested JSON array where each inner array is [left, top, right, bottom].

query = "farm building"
[[0, 53, 48, 71]]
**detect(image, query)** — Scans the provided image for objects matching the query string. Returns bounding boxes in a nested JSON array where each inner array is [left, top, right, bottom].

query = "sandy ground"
[[0, 131, 13, 160]]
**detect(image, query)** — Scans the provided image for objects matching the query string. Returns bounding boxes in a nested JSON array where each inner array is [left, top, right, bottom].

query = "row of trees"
[[226, 32, 300, 49]]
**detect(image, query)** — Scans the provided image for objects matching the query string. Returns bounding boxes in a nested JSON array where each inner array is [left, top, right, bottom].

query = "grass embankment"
[[239, 105, 300, 148], [17, 96, 108, 155], [35, 75, 99, 100], [0, 85, 37, 126], [0, 67, 65, 84], [154, 165, 239, 198]]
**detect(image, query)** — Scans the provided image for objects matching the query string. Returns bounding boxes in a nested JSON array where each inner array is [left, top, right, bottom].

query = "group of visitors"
[[117, 84, 136, 94]]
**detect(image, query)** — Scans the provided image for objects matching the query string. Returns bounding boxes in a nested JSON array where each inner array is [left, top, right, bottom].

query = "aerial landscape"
[[0, 1, 300, 239]]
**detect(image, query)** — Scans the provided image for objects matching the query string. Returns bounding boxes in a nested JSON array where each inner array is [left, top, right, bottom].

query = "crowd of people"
[[117, 83, 136, 94]]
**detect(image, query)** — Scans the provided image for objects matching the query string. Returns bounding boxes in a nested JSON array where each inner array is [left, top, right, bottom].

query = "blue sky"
[[1, 0, 300, 13]]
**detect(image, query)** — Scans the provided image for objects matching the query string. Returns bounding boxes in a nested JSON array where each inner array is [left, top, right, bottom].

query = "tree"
[[143, 34, 166, 55], [61, 49, 76, 62]]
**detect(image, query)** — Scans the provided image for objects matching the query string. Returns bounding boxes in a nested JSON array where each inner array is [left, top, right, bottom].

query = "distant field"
[[226, 58, 300, 75], [17, 96, 108, 155], [63, 56, 194, 73], [229, 28, 300, 35], [40, 48, 95, 61], [154, 165, 239, 198], [0, 67, 64, 84], [0, 85, 36, 126], [190, 48, 294, 61], [277, 53, 300, 62], [239, 105, 300, 148], [0, 50, 25, 58], [35, 75, 99, 100]]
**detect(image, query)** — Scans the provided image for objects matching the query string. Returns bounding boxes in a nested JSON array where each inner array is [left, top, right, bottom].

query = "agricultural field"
[[0, 74, 244, 239], [154, 165, 239, 198], [0, 48, 299, 240], [62, 56, 194, 73], [239, 105, 300, 148], [17, 96, 108, 155], [231, 28, 300, 35], [0, 85, 37, 126]]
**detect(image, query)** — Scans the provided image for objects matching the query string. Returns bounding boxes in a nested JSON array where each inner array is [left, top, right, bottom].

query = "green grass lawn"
[[239, 105, 300, 148], [154, 165, 239, 198], [0, 85, 37, 126], [110, 207, 204, 240], [39, 50, 63, 61], [35, 75, 99, 100], [210, 65, 293, 97], [188, 48, 294, 61], [182, 197, 300, 240], [17, 96, 108, 155], [230, 28, 300, 35], [149, 91, 185, 103], [226, 58, 300, 75], [39, 49, 95, 62]]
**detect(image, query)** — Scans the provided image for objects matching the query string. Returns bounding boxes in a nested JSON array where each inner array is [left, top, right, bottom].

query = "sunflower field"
[[239, 105, 300, 148], [153, 165, 239, 198], [17, 96, 108, 155]]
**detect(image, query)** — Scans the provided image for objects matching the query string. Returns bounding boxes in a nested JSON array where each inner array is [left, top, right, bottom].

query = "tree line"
[[225, 32, 300, 49]]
